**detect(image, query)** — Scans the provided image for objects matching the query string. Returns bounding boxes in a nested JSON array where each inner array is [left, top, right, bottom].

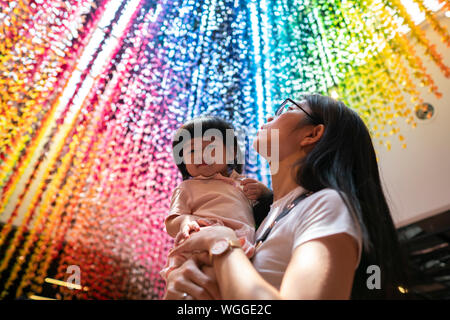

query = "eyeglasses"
[[275, 98, 321, 124]]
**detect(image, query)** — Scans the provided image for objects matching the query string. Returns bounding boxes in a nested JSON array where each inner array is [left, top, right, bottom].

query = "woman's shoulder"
[[310, 188, 344, 201], [298, 188, 349, 214], [290, 187, 360, 235], [290, 187, 363, 268]]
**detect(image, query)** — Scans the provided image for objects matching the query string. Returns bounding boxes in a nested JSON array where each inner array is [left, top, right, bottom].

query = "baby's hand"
[[174, 217, 216, 245], [175, 220, 201, 245], [240, 178, 272, 200]]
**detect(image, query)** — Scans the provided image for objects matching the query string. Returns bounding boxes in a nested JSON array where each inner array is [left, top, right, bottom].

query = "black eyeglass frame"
[[275, 98, 321, 124]]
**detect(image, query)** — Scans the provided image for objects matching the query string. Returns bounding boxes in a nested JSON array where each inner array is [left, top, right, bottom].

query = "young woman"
[[163, 94, 407, 300]]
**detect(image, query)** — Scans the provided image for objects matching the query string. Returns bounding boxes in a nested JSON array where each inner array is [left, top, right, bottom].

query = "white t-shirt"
[[251, 186, 363, 290]]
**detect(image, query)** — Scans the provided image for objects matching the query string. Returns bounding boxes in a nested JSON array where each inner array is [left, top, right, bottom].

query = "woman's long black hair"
[[294, 93, 409, 299]]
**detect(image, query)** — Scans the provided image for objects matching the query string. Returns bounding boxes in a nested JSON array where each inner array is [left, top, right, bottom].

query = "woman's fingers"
[[190, 251, 212, 266], [163, 287, 195, 300], [183, 258, 219, 299], [165, 259, 216, 300], [165, 277, 209, 300], [201, 265, 221, 300], [173, 276, 213, 300], [165, 227, 237, 300]]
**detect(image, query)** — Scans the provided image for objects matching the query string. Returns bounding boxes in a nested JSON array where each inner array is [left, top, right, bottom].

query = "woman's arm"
[[171, 226, 359, 299], [213, 246, 280, 299], [279, 232, 358, 299], [213, 233, 358, 299]]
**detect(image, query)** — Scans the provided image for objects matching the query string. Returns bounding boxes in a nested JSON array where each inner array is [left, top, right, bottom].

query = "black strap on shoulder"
[[255, 191, 312, 248]]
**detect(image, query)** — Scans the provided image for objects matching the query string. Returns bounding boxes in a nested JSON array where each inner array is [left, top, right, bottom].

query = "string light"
[[44, 277, 89, 291]]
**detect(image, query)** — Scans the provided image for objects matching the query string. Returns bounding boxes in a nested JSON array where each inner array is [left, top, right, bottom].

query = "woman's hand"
[[170, 225, 238, 264], [165, 226, 238, 300], [163, 259, 221, 300]]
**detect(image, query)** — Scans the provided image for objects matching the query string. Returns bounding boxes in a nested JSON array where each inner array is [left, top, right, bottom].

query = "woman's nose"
[[267, 115, 274, 122]]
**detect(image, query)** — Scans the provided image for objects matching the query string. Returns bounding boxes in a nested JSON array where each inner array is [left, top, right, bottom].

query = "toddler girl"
[[160, 116, 271, 282]]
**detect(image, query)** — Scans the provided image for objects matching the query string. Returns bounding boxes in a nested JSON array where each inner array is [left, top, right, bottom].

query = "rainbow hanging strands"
[[0, 0, 449, 299]]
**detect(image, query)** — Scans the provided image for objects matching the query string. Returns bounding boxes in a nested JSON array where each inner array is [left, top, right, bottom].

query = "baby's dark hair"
[[172, 116, 243, 180]]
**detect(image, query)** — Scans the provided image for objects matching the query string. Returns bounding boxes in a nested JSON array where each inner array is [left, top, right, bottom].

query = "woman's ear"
[[299, 124, 325, 148]]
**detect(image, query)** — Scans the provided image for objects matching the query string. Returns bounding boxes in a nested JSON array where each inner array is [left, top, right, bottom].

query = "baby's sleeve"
[[166, 185, 191, 220]]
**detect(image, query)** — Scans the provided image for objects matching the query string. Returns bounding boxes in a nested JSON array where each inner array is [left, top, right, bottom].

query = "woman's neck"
[[270, 156, 302, 202]]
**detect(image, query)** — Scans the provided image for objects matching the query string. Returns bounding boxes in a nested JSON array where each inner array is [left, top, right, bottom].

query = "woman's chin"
[[253, 137, 273, 160], [252, 137, 265, 154]]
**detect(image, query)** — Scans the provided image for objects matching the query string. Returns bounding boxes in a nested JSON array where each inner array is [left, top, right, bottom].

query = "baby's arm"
[[240, 178, 273, 229], [166, 214, 217, 245], [166, 185, 197, 238], [165, 214, 199, 238]]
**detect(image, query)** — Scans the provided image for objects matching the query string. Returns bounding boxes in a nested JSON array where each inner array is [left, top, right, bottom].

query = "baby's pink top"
[[167, 170, 256, 251]]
